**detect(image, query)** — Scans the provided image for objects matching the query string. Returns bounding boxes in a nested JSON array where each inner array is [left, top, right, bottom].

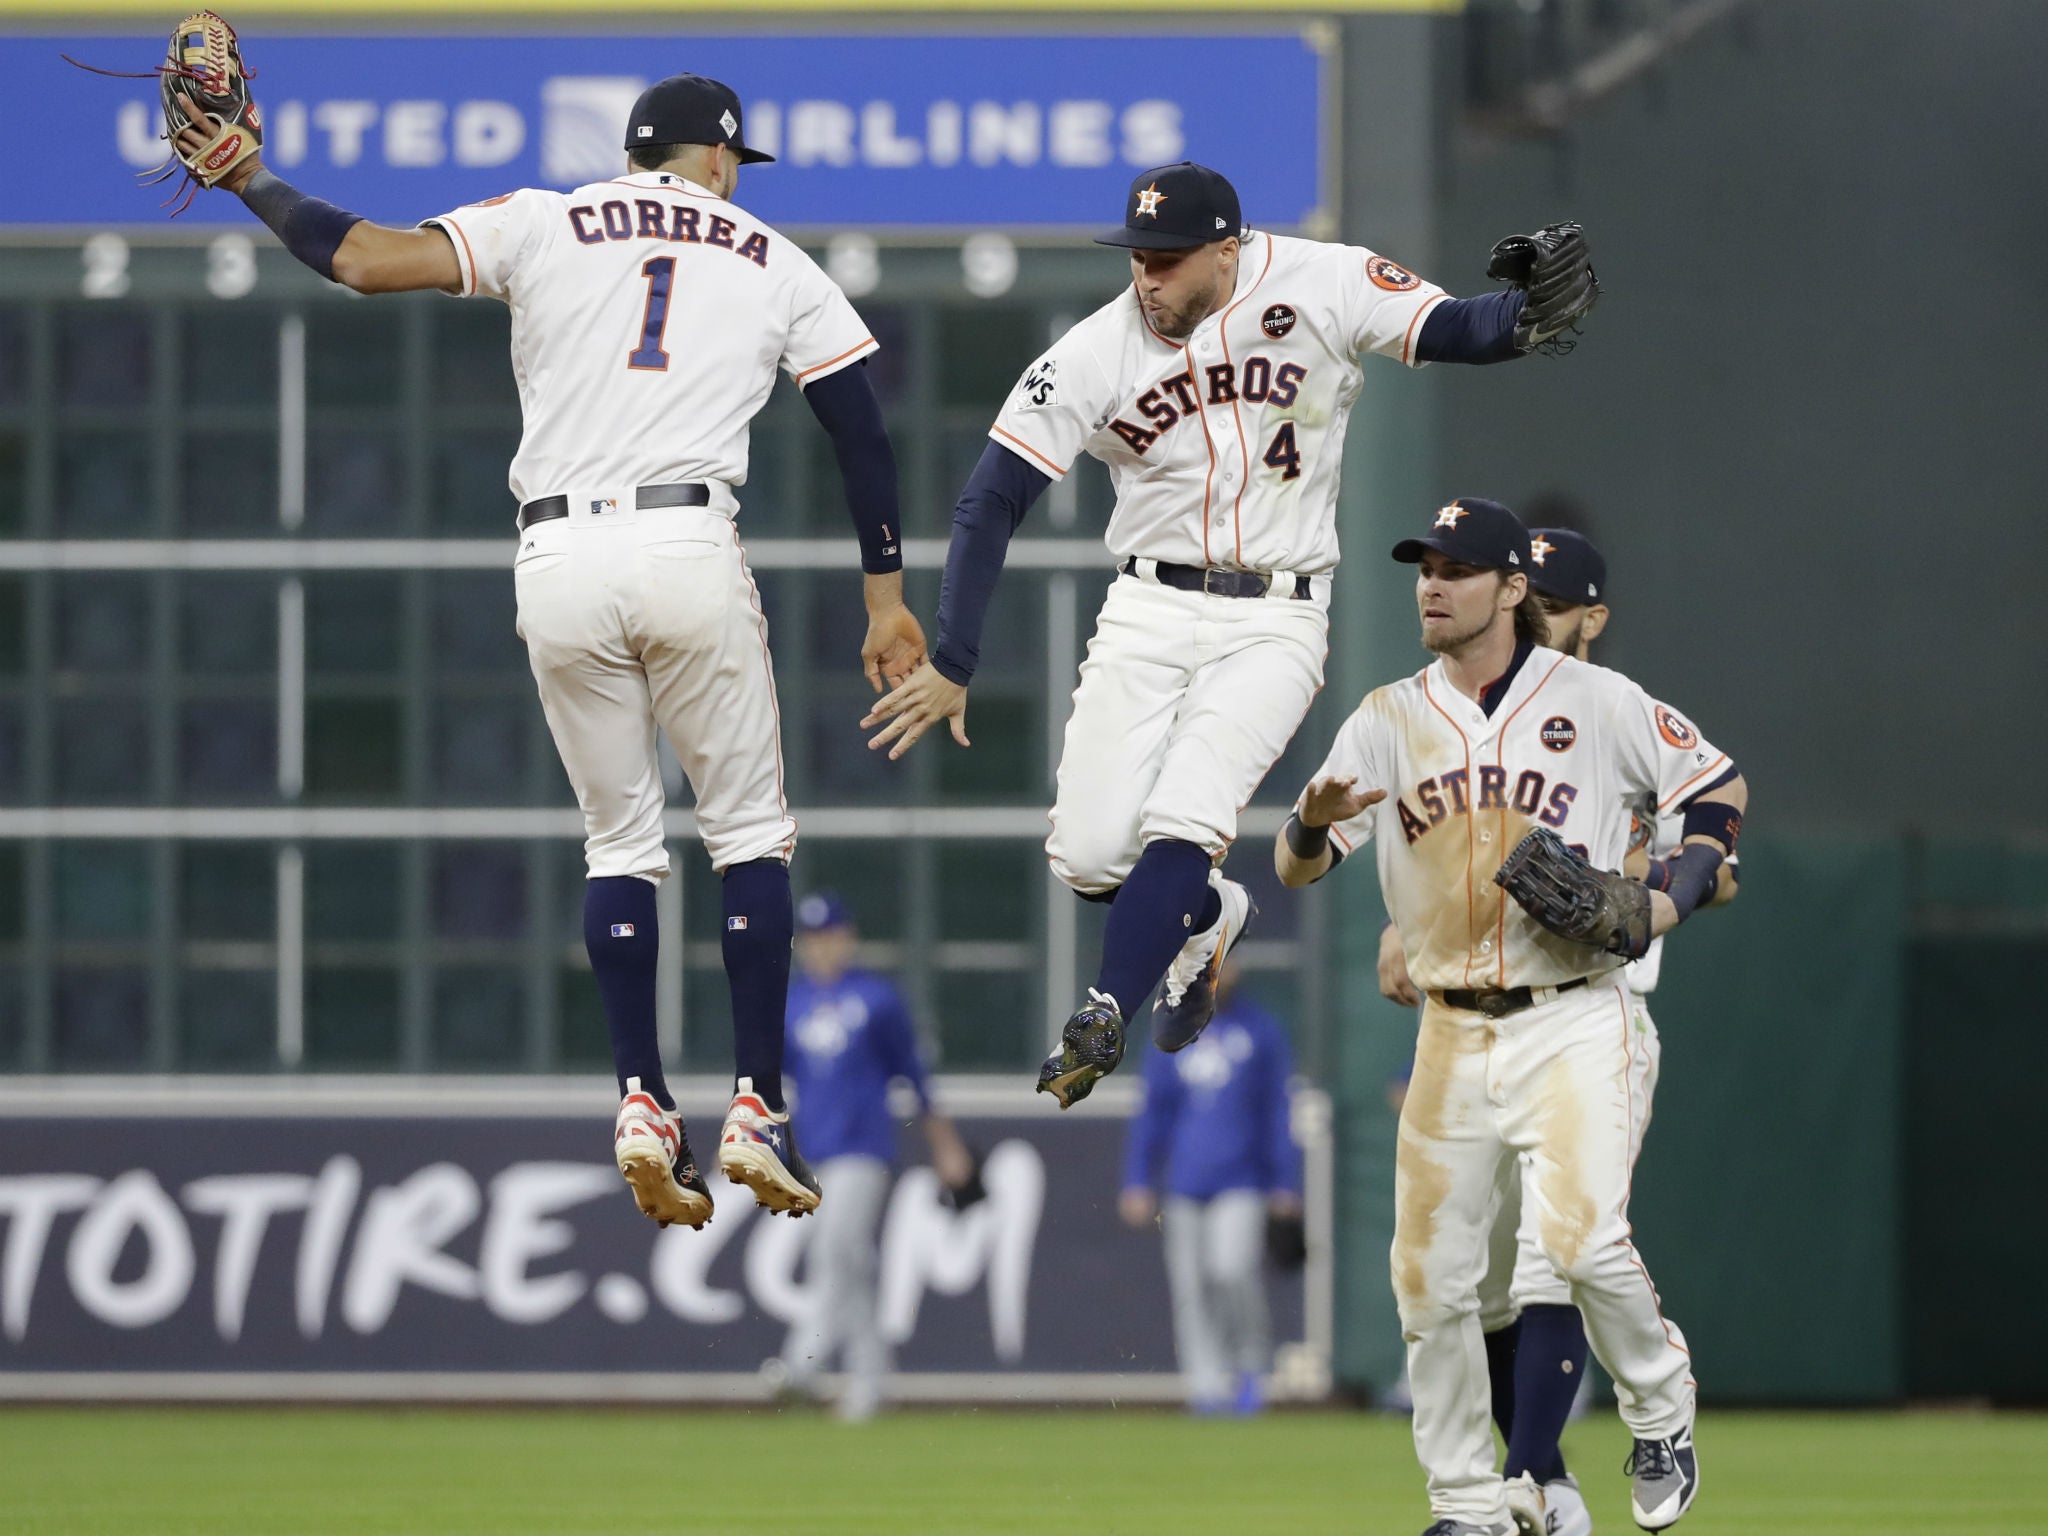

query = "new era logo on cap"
[[637, 125, 653, 138]]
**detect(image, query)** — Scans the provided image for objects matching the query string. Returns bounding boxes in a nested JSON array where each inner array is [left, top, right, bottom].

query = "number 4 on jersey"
[[1263, 421, 1302, 481], [629, 256, 676, 371]]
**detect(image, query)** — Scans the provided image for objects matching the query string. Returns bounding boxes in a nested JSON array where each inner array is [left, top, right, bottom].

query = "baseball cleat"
[[1035, 989, 1125, 1108], [1626, 1423, 1699, 1530], [1153, 872, 1255, 1053], [1504, 1473, 1546, 1536], [614, 1076, 713, 1229], [718, 1077, 821, 1217], [1421, 1521, 1515, 1536], [1542, 1475, 1593, 1536]]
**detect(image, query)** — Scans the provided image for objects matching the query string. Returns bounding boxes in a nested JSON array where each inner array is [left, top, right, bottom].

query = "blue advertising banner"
[[22, 31, 1328, 231]]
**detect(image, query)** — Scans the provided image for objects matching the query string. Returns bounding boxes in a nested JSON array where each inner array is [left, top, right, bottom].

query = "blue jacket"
[[1121, 993, 1304, 1202], [785, 968, 932, 1164]]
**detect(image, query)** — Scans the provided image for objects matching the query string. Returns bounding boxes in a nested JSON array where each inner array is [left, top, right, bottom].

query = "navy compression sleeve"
[[930, 441, 1051, 685], [1414, 289, 1526, 365], [802, 362, 903, 574], [239, 169, 365, 283]]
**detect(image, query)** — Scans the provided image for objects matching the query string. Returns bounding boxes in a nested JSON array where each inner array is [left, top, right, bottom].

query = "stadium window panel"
[[431, 967, 525, 1067], [0, 431, 25, 536], [303, 697, 402, 800], [937, 844, 1035, 943], [0, 968, 20, 1067], [57, 306, 152, 410], [555, 964, 614, 1072], [933, 969, 1035, 1072], [304, 966, 400, 1068], [55, 431, 153, 535], [181, 700, 277, 802], [180, 575, 276, 676], [54, 967, 152, 1067], [0, 705, 21, 804], [433, 698, 530, 804], [182, 305, 279, 410], [791, 842, 906, 942], [306, 432, 408, 534], [179, 970, 275, 1070], [0, 575, 22, 676], [936, 305, 1042, 412], [431, 431, 522, 534], [0, 305, 26, 407], [429, 573, 520, 674], [430, 843, 528, 941], [181, 843, 275, 942], [54, 697, 151, 802], [803, 693, 911, 803], [178, 431, 278, 534], [56, 572, 151, 673], [798, 571, 867, 672], [306, 843, 401, 943], [305, 574, 402, 677], [53, 841, 151, 942], [0, 845, 21, 940], [306, 308, 403, 409], [935, 693, 1036, 801], [681, 967, 737, 1075], [430, 305, 519, 410]]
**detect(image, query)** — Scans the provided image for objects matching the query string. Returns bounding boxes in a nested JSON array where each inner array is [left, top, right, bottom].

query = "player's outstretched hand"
[[861, 661, 969, 760], [1377, 919, 1420, 1007], [860, 594, 927, 694], [172, 91, 263, 196], [1299, 774, 1384, 830]]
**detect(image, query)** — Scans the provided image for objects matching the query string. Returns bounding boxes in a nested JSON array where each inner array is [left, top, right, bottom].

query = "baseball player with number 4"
[[863, 161, 1599, 1109], [140, 16, 925, 1227], [1278, 498, 1746, 1536]]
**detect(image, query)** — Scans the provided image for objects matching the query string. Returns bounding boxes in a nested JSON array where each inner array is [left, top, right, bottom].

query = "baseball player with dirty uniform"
[[1379, 527, 1740, 1536], [861, 161, 1598, 1107], [163, 43, 923, 1227], [1278, 499, 1746, 1536]]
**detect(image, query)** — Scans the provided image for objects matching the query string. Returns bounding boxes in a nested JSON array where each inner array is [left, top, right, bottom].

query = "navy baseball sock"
[[721, 858, 793, 1114], [1091, 838, 1213, 1017], [1504, 1303, 1588, 1483], [1484, 1320, 1521, 1447], [583, 876, 669, 1109]]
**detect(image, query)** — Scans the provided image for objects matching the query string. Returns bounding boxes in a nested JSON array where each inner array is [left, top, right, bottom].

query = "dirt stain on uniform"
[[1531, 1056, 1598, 1272], [1392, 1004, 1492, 1308]]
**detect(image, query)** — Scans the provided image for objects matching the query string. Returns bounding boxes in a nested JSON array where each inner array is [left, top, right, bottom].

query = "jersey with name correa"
[[425, 170, 876, 506], [987, 231, 1447, 574], [1307, 647, 1731, 993]]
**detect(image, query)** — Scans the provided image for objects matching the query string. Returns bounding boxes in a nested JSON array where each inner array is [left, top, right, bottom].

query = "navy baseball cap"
[[1391, 497, 1532, 573], [624, 74, 775, 164], [1095, 162, 1243, 251], [1527, 527, 1607, 605], [796, 890, 853, 933]]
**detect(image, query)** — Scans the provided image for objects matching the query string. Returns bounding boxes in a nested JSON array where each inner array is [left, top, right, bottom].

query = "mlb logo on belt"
[[590, 497, 618, 515]]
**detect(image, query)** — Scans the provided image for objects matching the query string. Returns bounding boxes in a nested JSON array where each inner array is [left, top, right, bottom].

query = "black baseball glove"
[[939, 1146, 987, 1212], [1494, 826, 1652, 960], [1264, 1208, 1308, 1271], [1488, 221, 1598, 354]]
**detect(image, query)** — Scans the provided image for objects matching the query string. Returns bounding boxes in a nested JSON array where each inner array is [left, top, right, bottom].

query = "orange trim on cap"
[[795, 337, 878, 386], [990, 424, 1065, 480]]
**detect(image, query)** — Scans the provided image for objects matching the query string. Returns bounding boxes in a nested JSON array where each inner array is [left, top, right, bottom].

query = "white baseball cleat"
[[613, 1076, 713, 1229], [1504, 1473, 1546, 1536], [1627, 1423, 1699, 1530], [1151, 871, 1255, 1053], [718, 1077, 822, 1216], [1542, 1475, 1593, 1536]]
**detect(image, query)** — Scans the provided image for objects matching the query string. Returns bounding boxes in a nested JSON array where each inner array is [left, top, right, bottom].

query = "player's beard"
[[1421, 609, 1496, 655], [1146, 278, 1222, 340]]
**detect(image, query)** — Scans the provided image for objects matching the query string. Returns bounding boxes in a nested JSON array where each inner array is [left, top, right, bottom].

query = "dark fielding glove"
[[1494, 826, 1652, 961], [940, 1146, 987, 1212], [1265, 1208, 1308, 1271], [1487, 221, 1598, 354]]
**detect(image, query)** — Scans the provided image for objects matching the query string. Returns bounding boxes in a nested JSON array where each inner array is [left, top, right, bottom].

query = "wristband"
[[1649, 843, 1724, 921], [1284, 813, 1331, 860], [1680, 795, 1742, 853], [240, 169, 365, 282]]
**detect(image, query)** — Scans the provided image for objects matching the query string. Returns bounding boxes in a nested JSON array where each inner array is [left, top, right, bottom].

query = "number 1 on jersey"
[[629, 256, 675, 371]]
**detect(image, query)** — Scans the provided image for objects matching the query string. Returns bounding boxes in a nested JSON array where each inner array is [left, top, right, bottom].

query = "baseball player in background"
[[171, 68, 926, 1226], [1119, 962, 1304, 1416], [861, 161, 1598, 1109], [1377, 527, 1739, 1536], [1278, 498, 1745, 1536], [774, 891, 975, 1421]]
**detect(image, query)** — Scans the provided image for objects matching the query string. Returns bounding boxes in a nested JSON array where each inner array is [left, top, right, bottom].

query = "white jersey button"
[[1479, 940, 1494, 954]]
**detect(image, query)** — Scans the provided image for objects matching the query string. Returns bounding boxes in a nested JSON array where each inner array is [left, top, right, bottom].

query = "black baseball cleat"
[[1626, 1422, 1700, 1530], [1152, 873, 1255, 1053], [1035, 989, 1125, 1108]]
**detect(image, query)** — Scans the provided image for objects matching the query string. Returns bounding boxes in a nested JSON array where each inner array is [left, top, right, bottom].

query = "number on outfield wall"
[[81, 233, 131, 300], [1264, 421, 1302, 481], [629, 255, 676, 371], [206, 233, 257, 300]]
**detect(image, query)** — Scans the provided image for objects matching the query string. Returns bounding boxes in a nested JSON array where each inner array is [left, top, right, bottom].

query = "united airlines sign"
[[20, 31, 1329, 230]]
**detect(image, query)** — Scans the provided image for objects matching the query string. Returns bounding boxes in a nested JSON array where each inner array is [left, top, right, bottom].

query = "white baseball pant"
[[513, 492, 797, 880], [1046, 570, 1328, 892], [1163, 1190, 1274, 1406], [781, 1154, 893, 1417], [1395, 981, 1690, 1527]]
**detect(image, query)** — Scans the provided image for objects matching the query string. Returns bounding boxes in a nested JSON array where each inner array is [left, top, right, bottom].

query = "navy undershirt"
[[1414, 290, 1526, 366], [801, 362, 903, 574], [931, 441, 1051, 684], [1478, 640, 1536, 717]]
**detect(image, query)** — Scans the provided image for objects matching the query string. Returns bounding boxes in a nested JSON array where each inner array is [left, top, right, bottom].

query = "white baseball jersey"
[[1307, 646, 1731, 993], [426, 170, 876, 506], [989, 232, 1446, 573]]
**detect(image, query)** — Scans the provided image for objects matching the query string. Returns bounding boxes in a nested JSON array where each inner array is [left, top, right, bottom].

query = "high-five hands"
[[861, 661, 970, 760]]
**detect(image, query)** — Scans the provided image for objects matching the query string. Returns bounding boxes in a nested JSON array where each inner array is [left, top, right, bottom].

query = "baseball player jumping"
[[1279, 498, 1745, 1536], [861, 160, 1598, 1106], [164, 41, 921, 1225]]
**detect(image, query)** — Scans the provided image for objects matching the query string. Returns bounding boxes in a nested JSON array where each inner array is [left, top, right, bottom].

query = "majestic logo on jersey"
[[1530, 534, 1555, 566], [566, 198, 771, 268], [1433, 505, 1468, 528], [1539, 716, 1577, 752], [1021, 359, 1059, 409], [1261, 304, 1297, 339], [1105, 356, 1307, 456], [1134, 182, 1168, 217], [1395, 767, 1578, 846], [1654, 705, 1698, 750], [1368, 256, 1422, 292]]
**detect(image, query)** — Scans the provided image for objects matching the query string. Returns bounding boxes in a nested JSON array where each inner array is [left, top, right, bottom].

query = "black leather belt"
[[517, 481, 710, 531], [1119, 557, 1312, 600], [1435, 976, 1590, 1019]]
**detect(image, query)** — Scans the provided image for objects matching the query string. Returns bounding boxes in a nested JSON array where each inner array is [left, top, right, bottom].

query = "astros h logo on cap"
[[1434, 505, 1469, 529]]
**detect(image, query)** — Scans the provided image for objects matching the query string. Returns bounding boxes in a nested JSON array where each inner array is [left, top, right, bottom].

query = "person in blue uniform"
[[1120, 962, 1304, 1414], [776, 890, 973, 1421]]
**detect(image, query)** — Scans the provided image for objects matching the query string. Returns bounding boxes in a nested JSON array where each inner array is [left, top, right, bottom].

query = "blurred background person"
[[773, 890, 975, 1421], [1120, 959, 1304, 1415]]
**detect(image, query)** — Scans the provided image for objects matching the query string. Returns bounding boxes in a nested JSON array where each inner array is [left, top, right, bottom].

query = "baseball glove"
[[1264, 1208, 1308, 1271], [939, 1146, 988, 1212], [1494, 826, 1652, 960], [1487, 221, 1598, 355], [66, 10, 262, 215]]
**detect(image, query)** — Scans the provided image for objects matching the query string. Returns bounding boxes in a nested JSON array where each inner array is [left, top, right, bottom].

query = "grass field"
[[3, 1405, 2043, 1535]]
